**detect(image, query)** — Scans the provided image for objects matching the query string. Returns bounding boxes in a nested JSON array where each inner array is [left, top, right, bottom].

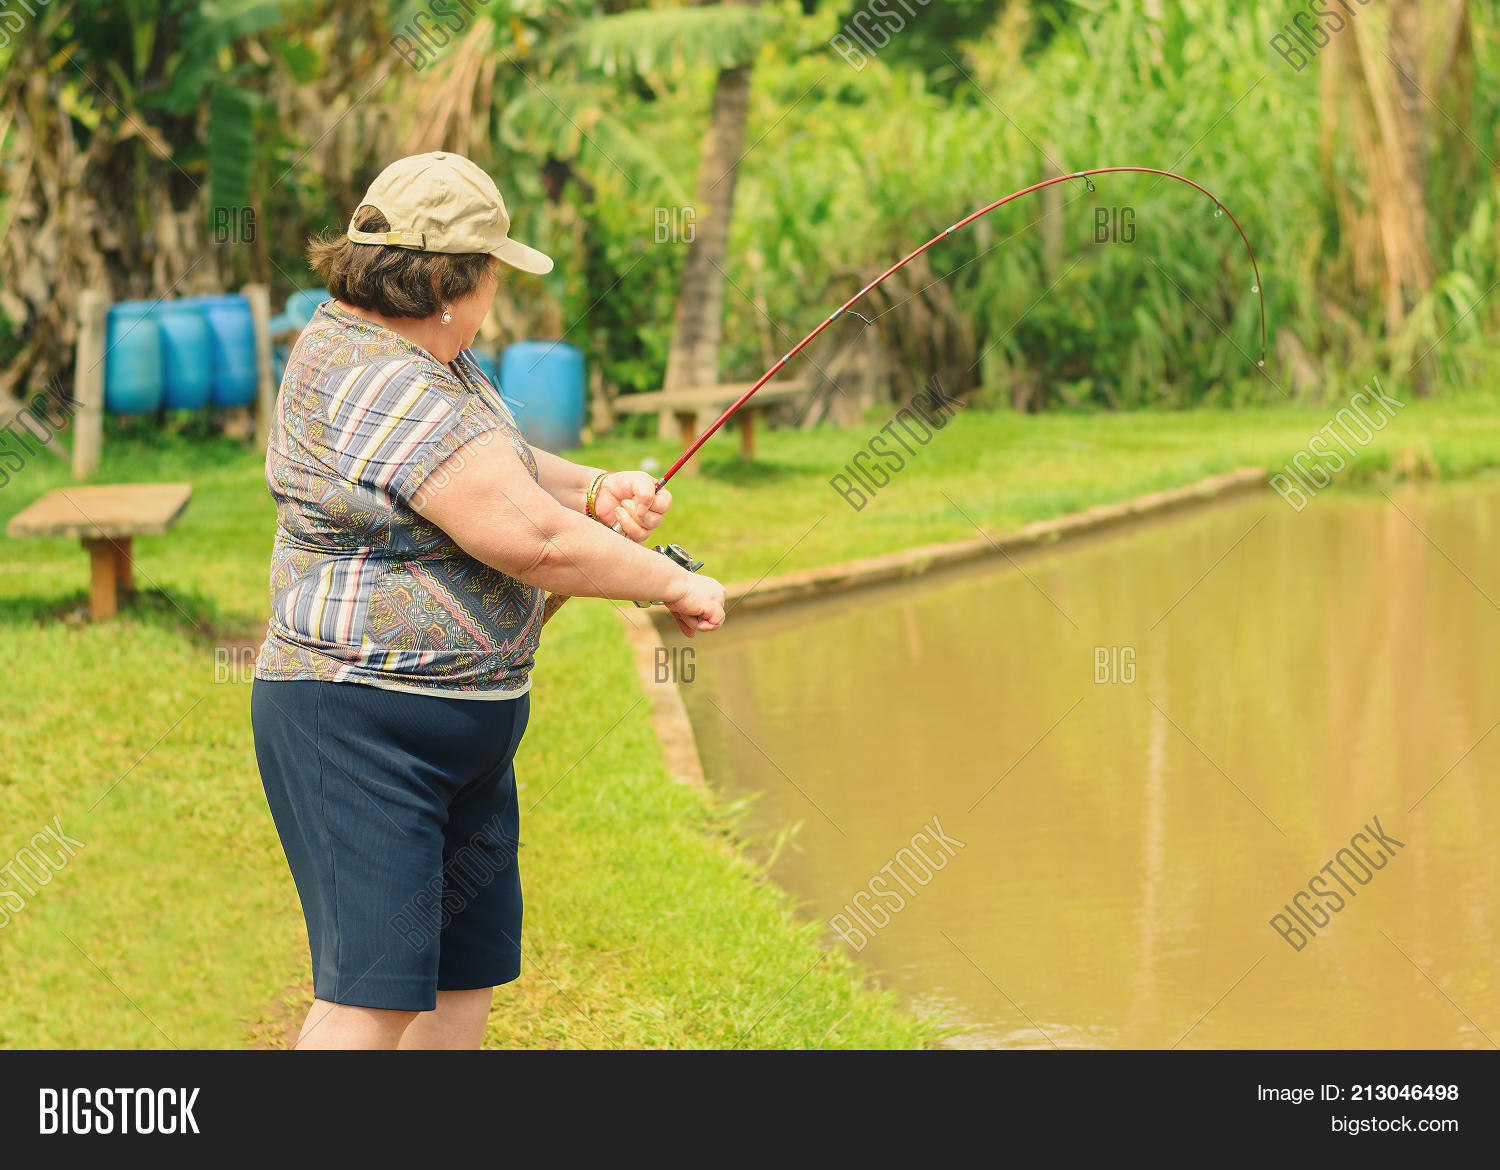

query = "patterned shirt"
[[255, 301, 543, 695]]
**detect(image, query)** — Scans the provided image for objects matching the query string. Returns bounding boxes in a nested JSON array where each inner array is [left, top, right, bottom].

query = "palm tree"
[[661, 0, 763, 399], [410, 0, 774, 416]]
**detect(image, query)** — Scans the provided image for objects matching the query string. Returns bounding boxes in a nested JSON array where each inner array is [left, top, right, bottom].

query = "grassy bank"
[[611, 391, 1500, 584], [2, 394, 1497, 1048]]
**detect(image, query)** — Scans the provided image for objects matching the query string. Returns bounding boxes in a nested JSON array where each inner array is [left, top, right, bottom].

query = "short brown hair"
[[307, 206, 496, 318]]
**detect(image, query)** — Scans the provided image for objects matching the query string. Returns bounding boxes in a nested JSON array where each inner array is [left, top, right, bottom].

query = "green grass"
[[2, 394, 1497, 1048], [594, 391, 1500, 584]]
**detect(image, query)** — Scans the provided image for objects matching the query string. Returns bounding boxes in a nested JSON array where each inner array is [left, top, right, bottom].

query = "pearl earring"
[[441, 306, 453, 324]]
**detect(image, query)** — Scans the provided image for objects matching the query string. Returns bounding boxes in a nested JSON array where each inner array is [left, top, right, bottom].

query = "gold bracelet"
[[585, 471, 609, 522]]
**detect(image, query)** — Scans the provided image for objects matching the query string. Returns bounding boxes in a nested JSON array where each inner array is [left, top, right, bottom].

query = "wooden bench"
[[6, 483, 193, 620], [613, 381, 809, 466]]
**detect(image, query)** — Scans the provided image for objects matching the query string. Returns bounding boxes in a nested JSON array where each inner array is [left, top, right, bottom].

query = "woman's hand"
[[665, 571, 726, 638], [593, 471, 672, 543]]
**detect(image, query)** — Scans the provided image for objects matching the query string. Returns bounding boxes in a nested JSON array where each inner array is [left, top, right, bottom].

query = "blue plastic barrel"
[[468, 346, 500, 388], [104, 301, 165, 415], [156, 300, 213, 410], [498, 341, 585, 451], [199, 293, 258, 407], [269, 288, 330, 338], [284, 287, 329, 329]]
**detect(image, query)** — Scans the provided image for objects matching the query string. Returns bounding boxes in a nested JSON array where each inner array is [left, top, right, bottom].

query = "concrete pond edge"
[[721, 465, 1268, 615]]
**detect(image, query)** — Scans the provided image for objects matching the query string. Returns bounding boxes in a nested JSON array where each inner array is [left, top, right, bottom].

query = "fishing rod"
[[549, 165, 1267, 620]]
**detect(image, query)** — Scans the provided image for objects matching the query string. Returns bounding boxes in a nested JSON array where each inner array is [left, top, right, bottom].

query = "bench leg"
[[739, 410, 756, 461], [113, 537, 135, 595], [83, 538, 120, 620]]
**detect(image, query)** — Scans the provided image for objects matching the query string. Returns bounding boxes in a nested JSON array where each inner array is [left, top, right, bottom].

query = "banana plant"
[[0, 0, 312, 398]]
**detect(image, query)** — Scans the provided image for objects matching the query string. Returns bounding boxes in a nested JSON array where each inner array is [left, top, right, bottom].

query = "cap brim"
[[493, 237, 554, 275]]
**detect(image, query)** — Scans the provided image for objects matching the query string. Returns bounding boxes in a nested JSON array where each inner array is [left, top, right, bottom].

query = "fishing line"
[[553, 166, 1268, 620], [657, 165, 1267, 489]]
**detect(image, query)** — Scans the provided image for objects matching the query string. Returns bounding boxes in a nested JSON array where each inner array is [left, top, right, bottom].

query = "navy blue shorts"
[[251, 678, 529, 1012]]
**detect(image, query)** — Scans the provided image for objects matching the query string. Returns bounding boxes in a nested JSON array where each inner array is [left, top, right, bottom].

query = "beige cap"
[[347, 151, 554, 275]]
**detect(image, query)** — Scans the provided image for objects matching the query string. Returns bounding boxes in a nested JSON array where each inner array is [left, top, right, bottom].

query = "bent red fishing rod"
[[617, 166, 1268, 603]]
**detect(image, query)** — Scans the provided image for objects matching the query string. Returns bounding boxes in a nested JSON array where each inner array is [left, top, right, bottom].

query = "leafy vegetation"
[[3, 1, 1495, 409]]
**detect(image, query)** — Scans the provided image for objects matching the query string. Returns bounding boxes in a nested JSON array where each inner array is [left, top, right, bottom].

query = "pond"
[[676, 481, 1500, 1048]]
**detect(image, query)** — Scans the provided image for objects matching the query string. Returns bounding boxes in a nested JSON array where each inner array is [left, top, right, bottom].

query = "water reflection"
[[679, 483, 1500, 1048]]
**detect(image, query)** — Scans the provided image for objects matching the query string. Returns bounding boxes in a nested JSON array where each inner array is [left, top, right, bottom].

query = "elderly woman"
[[251, 152, 725, 1050]]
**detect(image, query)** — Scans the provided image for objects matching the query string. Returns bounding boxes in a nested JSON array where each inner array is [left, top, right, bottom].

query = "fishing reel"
[[634, 543, 705, 608]]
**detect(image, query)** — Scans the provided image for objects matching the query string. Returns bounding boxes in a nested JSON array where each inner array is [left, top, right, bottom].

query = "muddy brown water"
[[674, 482, 1500, 1048]]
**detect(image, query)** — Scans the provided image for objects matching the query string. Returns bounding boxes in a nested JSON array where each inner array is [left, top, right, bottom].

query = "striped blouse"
[[254, 301, 543, 696]]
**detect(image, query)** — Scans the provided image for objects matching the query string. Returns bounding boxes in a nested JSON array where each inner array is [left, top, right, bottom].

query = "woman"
[[251, 152, 726, 1050]]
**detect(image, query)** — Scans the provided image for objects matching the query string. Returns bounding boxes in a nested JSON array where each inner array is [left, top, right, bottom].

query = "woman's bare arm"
[[410, 432, 723, 629], [530, 447, 601, 514]]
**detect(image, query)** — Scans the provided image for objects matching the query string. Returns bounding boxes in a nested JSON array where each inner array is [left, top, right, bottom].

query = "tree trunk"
[[660, 0, 760, 433], [1384, 0, 1434, 396], [1323, 0, 1462, 395]]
